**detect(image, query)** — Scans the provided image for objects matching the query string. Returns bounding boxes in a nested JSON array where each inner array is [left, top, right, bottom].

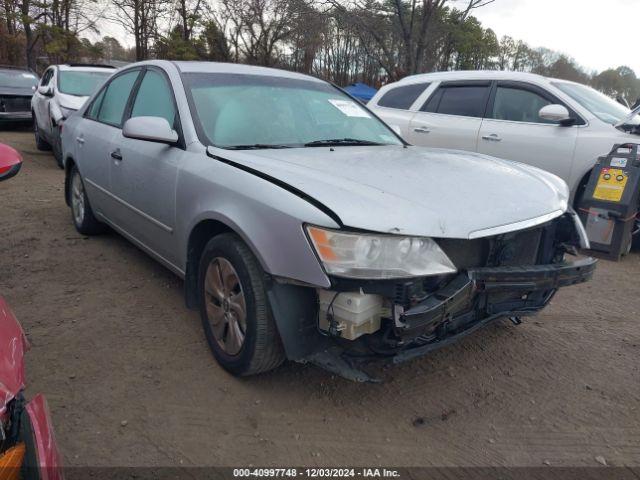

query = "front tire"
[[198, 233, 285, 376], [69, 166, 104, 235]]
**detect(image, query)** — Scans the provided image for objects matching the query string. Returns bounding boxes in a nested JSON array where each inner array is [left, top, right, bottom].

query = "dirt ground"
[[0, 128, 639, 469]]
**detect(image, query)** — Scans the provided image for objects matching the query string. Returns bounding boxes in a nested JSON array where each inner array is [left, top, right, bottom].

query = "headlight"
[[306, 226, 457, 279]]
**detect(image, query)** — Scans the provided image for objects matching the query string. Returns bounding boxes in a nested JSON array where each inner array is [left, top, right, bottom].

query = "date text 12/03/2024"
[[233, 468, 401, 478]]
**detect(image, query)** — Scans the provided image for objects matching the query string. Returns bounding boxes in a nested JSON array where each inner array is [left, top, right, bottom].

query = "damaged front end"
[[269, 210, 596, 382]]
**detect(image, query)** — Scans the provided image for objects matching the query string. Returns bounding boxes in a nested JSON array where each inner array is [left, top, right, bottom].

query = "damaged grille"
[[391, 220, 558, 307], [437, 223, 548, 270]]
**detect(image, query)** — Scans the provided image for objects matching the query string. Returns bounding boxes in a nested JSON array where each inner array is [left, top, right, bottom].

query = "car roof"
[[168, 60, 326, 83], [57, 64, 116, 72], [396, 70, 551, 85]]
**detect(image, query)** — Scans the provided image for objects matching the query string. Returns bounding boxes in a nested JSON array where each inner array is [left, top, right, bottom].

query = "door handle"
[[482, 134, 502, 142], [110, 149, 123, 161], [76, 136, 85, 144], [413, 126, 430, 134]]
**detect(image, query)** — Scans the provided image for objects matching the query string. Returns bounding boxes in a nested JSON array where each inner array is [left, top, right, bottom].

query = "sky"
[[94, 0, 639, 75], [469, 0, 640, 74]]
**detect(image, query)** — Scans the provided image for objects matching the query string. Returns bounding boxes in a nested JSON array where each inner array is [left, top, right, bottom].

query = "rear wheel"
[[33, 116, 51, 151], [52, 127, 63, 169], [69, 166, 104, 235], [198, 233, 285, 376]]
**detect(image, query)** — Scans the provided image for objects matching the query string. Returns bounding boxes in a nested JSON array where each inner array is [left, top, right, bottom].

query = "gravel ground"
[[0, 128, 639, 469]]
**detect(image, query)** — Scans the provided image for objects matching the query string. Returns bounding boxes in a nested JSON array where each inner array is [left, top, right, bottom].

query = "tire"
[[33, 115, 51, 151], [52, 129, 63, 169], [198, 233, 285, 376], [69, 165, 104, 235]]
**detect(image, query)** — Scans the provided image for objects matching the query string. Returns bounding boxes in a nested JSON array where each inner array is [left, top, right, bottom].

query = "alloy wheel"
[[71, 173, 85, 226], [204, 257, 247, 356]]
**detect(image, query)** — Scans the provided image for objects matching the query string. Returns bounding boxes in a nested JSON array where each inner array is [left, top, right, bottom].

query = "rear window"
[[377, 83, 429, 110], [422, 84, 490, 118]]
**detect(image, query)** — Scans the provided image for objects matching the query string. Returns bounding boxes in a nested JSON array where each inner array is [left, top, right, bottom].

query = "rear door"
[[108, 67, 184, 266], [371, 82, 430, 138], [408, 81, 491, 150], [477, 81, 579, 181], [75, 69, 142, 220]]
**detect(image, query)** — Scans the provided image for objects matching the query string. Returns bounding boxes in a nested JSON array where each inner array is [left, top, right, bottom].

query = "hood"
[[0, 297, 27, 417], [0, 85, 35, 97], [212, 145, 569, 239], [57, 92, 90, 111]]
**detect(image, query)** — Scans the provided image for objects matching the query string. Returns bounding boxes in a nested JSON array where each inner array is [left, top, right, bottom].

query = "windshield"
[[184, 73, 402, 149], [0, 70, 38, 89], [553, 81, 630, 125], [58, 70, 112, 96]]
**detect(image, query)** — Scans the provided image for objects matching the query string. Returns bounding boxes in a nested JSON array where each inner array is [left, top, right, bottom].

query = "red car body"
[[0, 142, 62, 478], [0, 144, 21, 182]]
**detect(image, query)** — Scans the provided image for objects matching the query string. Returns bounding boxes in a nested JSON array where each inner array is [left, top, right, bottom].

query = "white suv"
[[31, 63, 115, 167], [368, 71, 639, 205]]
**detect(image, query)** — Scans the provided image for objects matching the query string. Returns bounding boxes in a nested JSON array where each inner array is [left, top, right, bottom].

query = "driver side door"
[[108, 67, 184, 268], [34, 68, 54, 136]]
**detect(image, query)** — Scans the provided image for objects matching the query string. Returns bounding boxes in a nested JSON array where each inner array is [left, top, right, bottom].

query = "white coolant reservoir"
[[317, 290, 383, 340]]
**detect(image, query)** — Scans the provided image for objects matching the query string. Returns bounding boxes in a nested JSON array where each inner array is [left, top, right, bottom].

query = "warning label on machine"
[[593, 168, 628, 202]]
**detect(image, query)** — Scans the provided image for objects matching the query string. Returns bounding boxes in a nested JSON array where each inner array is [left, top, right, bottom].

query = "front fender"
[[176, 155, 338, 288]]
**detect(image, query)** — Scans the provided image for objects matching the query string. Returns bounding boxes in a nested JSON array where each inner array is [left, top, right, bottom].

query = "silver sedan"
[[61, 61, 596, 381]]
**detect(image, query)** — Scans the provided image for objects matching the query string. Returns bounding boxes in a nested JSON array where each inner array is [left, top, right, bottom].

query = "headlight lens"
[[306, 226, 457, 279]]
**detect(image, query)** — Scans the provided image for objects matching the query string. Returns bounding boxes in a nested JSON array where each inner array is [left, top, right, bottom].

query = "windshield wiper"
[[304, 138, 386, 147], [223, 144, 293, 150]]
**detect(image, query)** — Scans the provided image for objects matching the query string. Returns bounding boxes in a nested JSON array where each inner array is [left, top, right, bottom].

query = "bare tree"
[[108, 0, 168, 60]]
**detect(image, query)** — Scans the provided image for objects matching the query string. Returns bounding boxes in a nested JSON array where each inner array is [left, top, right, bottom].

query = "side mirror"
[[38, 85, 53, 97], [539, 104, 574, 125], [0, 143, 23, 182], [122, 116, 178, 144]]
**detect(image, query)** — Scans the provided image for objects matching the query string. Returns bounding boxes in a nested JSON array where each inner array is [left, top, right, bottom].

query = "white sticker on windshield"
[[328, 99, 371, 118], [22, 73, 35, 79]]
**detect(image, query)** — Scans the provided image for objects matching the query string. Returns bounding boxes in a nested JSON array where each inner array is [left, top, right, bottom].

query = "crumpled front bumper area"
[[305, 257, 597, 382], [394, 257, 597, 362]]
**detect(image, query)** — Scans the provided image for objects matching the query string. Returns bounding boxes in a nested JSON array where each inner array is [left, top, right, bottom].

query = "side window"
[[421, 84, 490, 118], [437, 85, 489, 117], [130, 70, 176, 126], [491, 86, 554, 124], [40, 69, 53, 86], [86, 88, 106, 120], [377, 83, 429, 110], [96, 70, 140, 127]]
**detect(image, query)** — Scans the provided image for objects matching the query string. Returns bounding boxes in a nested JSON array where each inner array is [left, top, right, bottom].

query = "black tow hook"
[[508, 316, 523, 325]]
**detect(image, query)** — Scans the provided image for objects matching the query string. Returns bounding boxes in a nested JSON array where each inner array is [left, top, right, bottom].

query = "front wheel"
[[198, 233, 285, 376], [69, 166, 104, 235]]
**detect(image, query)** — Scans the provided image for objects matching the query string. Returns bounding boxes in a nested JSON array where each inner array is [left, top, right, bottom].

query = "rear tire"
[[52, 128, 63, 169], [198, 233, 285, 376], [33, 116, 51, 151], [69, 166, 104, 235]]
